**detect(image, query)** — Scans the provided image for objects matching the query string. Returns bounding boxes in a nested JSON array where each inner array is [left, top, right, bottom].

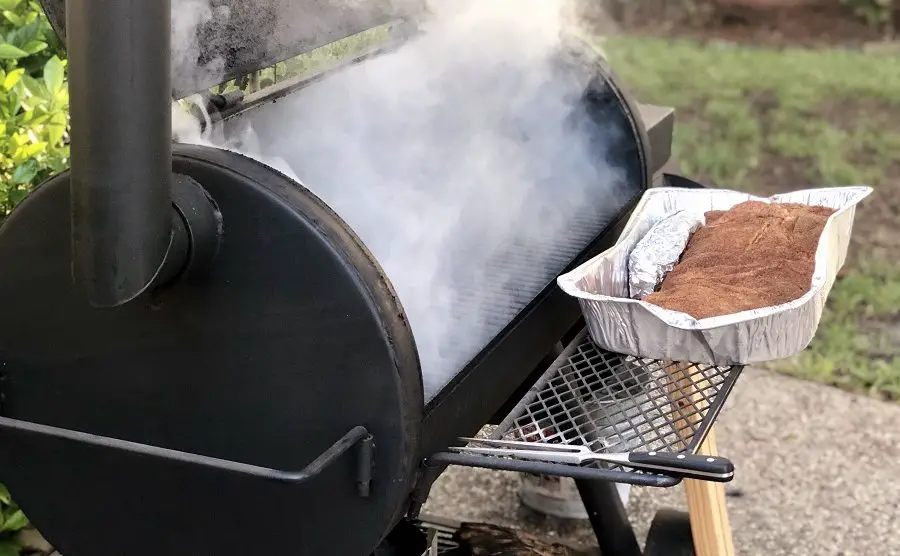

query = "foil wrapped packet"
[[627, 210, 704, 299]]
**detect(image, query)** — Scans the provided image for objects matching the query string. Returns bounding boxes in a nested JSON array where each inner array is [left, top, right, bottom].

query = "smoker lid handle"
[[0, 416, 375, 495]]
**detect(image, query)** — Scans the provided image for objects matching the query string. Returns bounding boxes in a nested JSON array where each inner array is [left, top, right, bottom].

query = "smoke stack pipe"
[[68, 0, 174, 307]]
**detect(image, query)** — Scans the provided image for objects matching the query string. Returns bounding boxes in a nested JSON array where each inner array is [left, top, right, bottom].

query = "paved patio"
[[424, 367, 900, 555]]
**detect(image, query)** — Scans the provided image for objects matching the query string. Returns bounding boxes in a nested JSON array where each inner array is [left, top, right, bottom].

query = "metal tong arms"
[[452, 438, 734, 483]]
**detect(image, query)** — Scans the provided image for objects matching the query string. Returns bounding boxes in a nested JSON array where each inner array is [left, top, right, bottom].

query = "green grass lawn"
[[603, 36, 900, 400], [603, 37, 900, 187]]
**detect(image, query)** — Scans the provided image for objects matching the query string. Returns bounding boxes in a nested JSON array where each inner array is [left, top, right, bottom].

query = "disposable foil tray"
[[557, 185, 873, 365]]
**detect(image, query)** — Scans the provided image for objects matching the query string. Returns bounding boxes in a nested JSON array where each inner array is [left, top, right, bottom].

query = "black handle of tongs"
[[624, 451, 734, 482]]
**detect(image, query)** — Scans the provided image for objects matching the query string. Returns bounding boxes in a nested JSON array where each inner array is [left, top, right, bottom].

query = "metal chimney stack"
[[67, 0, 174, 307]]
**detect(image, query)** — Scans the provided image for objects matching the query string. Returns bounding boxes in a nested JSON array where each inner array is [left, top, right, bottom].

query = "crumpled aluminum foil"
[[557, 185, 873, 365], [627, 210, 704, 299]]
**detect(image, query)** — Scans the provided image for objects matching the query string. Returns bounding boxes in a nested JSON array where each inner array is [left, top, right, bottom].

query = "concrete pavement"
[[423, 368, 900, 555]]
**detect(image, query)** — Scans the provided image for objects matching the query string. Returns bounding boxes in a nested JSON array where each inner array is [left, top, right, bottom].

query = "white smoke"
[[169, 0, 226, 147], [171, 0, 229, 92], [171, 0, 634, 401]]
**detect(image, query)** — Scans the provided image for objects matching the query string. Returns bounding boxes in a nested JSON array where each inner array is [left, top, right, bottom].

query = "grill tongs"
[[452, 438, 734, 483]]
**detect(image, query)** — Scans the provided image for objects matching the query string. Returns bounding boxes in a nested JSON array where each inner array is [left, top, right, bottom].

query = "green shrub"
[[0, 1, 65, 550], [0, 0, 68, 220], [0, 483, 28, 556]]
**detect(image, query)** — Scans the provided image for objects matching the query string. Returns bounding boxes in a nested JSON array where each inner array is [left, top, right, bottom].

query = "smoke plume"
[[172, 0, 636, 401]]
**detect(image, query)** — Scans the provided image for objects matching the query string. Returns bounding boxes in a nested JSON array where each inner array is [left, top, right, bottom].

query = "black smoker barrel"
[[68, 0, 176, 307], [0, 1, 674, 555]]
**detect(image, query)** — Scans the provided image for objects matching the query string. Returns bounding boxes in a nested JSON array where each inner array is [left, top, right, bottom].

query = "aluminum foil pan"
[[557, 185, 873, 365]]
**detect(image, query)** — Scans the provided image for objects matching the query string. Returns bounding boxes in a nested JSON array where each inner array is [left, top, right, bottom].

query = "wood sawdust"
[[644, 200, 836, 319], [452, 523, 595, 555]]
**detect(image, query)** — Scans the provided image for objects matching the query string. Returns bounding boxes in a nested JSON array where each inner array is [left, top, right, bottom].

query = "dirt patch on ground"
[[847, 179, 900, 266], [744, 93, 900, 266], [737, 162, 898, 269], [714, 169, 900, 271], [818, 97, 900, 131], [861, 314, 900, 358], [745, 163, 900, 274], [668, 93, 900, 267], [610, 1, 892, 47], [745, 155, 809, 194], [683, 155, 899, 266]]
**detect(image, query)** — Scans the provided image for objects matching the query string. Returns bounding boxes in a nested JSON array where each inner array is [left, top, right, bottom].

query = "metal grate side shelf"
[[430, 329, 743, 488]]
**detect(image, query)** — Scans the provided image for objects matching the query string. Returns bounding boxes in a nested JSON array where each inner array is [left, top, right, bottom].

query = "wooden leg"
[[665, 363, 735, 556], [683, 427, 735, 556]]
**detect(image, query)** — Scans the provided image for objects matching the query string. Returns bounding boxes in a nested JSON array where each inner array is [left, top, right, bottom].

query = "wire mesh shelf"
[[431, 328, 743, 487]]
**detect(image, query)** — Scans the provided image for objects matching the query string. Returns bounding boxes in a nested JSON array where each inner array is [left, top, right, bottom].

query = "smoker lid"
[[38, 0, 425, 97]]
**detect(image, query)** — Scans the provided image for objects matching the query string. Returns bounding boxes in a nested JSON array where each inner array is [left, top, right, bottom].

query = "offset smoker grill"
[[0, 1, 740, 555]]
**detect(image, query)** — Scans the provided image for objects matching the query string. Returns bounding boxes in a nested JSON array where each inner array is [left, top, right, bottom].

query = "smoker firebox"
[[0, 1, 740, 555]]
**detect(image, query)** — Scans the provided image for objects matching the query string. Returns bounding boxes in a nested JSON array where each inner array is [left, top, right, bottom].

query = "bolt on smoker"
[[0, 0, 743, 555]]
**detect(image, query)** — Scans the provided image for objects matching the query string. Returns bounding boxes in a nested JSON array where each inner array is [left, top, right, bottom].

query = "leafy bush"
[[0, 1, 66, 550], [0, 484, 28, 556], [0, 0, 68, 219]]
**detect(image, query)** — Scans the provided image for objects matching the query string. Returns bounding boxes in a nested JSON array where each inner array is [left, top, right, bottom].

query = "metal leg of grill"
[[575, 479, 642, 556]]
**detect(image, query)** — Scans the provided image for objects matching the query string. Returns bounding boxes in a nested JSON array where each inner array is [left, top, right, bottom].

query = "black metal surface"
[[372, 520, 429, 556], [67, 0, 176, 306], [0, 11, 679, 552], [434, 330, 743, 487], [415, 68, 658, 457], [587, 51, 653, 190], [39, 0, 426, 98], [643, 510, 696, 556], [487, 341, 565, 426], [0, 145, 423, 556], [418, 201, 643, 459], [226, 37, 654, 407], [166, 174, 224, 285], [661, 173, 709, 190], [0, 417, 374, 487], [407, 88, 675, 518], [576, 479, 642, 556]]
